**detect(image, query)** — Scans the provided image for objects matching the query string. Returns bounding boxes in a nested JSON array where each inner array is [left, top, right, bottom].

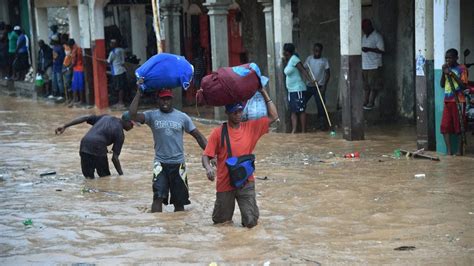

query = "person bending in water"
[[202, 86, 278, 228], [55, 113, 135, 178]]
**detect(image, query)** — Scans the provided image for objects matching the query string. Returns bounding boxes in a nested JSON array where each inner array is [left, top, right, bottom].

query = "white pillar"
[[339, 0, 364, 140], [340, 0, 361, 56], [205, 0, 231, 70], [258, 0, 276, 100], [205, 0, 232, 120], [434, 0, 460, 153], [89, 1, 106, 41], [273, 0, 292, 132], [68, 5, 80, 41], [35, 8, 48, 42], [415, 0, 435, 150], [0, 0, 9, 23], [161, 2, 181, 55], [130, 5, 147, 63], [78, 2, 91, 49]]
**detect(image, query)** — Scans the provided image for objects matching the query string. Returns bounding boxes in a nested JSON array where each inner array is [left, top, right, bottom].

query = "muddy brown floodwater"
[[0, 95, 473, 265]]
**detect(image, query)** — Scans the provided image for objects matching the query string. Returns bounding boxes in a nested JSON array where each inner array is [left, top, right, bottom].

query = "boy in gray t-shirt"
[[129, 89, 208, 212], [304, 42, 330, 130]]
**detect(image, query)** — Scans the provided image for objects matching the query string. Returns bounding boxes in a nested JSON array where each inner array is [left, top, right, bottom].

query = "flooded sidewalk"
[[0, 95, 473, 265]]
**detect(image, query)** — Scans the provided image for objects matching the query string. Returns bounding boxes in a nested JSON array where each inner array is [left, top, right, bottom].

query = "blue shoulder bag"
[[221, 123, 256, 188]]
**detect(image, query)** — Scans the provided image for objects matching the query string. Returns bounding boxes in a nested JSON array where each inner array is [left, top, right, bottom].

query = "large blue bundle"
[[135, 53, 194, 92]]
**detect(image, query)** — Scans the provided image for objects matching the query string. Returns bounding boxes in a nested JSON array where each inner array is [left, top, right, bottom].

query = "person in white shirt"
[[361, 19, 384, 110], [304, 43, 330, 130], [107, 39, 127, 107]]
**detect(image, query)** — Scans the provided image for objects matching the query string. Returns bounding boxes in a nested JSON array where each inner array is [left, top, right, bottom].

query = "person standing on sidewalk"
[[13, 27, 29, 81], [304, 42, 331, 131], [361, 19, 385, 110], [129, 88, 208, 213], [0, 29, 8, 79], [7, 25, 17, 79], [51, 36, 65, 99], [69, 39, 85, 105], [107, 39, 127, 108], [283, 43, 312, 133], [201, 86, 279, 228], [62, 34, 73, 102], [37, 40, 53, 97]]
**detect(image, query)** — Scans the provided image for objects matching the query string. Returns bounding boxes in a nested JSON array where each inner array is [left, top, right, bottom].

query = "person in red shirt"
[[202, 87, 279, 228], [69, 39, 85, 105]]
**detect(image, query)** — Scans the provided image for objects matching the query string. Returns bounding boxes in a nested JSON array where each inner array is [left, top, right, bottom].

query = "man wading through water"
[[202, 86, 279, 228], [129, 88, 208, 212]]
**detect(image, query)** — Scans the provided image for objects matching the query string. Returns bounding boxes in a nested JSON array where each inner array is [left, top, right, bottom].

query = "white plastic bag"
[[242, 91, 268, 121]]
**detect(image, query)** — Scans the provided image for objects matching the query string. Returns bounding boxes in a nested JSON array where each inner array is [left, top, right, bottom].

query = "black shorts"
[[80, 152, 110, 178], [288, 91, 306, 113], [152, 162, 190, 206], [113, 72, 128, 91]]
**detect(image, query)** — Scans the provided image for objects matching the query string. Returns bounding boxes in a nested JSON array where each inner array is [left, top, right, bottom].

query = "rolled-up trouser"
[[212, 182, 259, 228]]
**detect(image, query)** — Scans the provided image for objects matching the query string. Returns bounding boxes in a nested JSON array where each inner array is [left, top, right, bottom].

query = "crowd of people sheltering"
[[0, 23, 86, 106]]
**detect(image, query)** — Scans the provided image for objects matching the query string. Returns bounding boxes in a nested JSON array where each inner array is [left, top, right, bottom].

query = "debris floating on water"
[[23, 219, 33, 226], [414, 173, 426, 179], [394, 246, 416, 251], [40, 171, 56, 177]]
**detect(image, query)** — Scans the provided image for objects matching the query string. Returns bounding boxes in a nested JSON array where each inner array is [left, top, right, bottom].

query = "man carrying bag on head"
[[202, 86, 279, 228]]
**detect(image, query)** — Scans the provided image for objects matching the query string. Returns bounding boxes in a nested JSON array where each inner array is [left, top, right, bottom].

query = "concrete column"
[[273, 0, 292, 132], [162, 2, 182, 55], [161, 0, 183, 109], [434, 0, 460, 154], [415, 0, 435, 150], [340, 0, 363, 141], [259, 0, 276, 101], [68, 6, 80, 41], [35, 8, 48, 42], [78, 2, 94, 105], [130, 5, 147, 63], [78, 2, 91, 49], [205, 0, 232, 120], [89, 0, 109, 109]]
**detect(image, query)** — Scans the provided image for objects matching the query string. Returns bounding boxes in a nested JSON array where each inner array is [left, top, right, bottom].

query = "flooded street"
[[0, 95, 473, 265]]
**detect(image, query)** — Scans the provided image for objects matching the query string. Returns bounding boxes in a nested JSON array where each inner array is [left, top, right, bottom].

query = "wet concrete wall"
[[461, 0, 474, 60], [235, 0, 268, 74]]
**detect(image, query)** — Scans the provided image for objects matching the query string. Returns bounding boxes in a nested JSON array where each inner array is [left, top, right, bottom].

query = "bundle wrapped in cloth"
[[197, 63, 269, 106], [135, 53, 194, 92], [242, 91, 268, 121]]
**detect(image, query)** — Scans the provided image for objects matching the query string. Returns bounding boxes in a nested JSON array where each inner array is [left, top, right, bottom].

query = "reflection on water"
[[0, 95, 473, 264]]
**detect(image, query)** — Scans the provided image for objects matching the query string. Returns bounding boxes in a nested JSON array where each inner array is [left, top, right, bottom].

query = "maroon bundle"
[[197, 64, 261, 106]]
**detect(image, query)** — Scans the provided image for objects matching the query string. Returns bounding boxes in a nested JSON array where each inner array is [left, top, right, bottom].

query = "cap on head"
[[13, 25, 21, 31], [225, 103, 244, 113], [157, 89, 173, 98], [51, 35, 59, 42]]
